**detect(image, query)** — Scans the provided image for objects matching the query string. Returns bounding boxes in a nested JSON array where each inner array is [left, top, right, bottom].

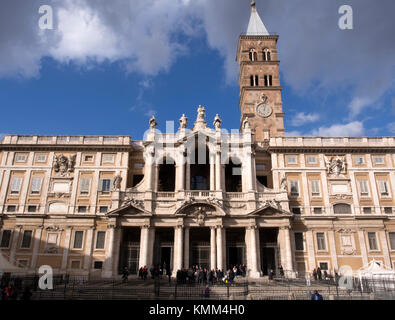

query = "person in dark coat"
[[166, 266, 172, 284], [312, 268, 317, 281], [279, 265, 284, 277], [311, 290, 323, 300], [268, 269, 274, 283], [122, 267, 129, 283], [317, 267, 322, 281]]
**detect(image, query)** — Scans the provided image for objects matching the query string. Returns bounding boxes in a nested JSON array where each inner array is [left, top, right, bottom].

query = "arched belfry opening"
[[158, 158, 176, 192], [225, 158, 242, 192], [189, 136, 210, 191]]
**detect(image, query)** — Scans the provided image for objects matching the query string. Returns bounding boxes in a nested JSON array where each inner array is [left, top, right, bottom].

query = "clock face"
[[256, 103, 272, 118]]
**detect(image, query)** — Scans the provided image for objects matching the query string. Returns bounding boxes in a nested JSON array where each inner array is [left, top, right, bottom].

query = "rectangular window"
[[134, 163, 144, 169], [295, 233, 304, 251], [319, 262, 329, 271], [306, 156, 317, 164], [290, 180, 299, 196], [373, 156, 385, 165], [310, 180, 321, 196], [389, 233, 395, 250], [313, 207, 323, 215], [35, 154, 47, 163], [10, 177, 23, 194], [316, 233, 326, 251], [27, 205, 37, 213], [99, 206, 108, 214], [292, 207, 301, 215], [30, 177, 43, 195], [100, 179, 111, 192], [79, 178, 91, 195], [358, 180, 369, 196], [368, 232, 378, 251], [354, 156, 364, 165], [83, 155, 94, 162], [15, 153, 28, 162], [384, 207, 393, 214], [0, 230, 12, 248], [363, 207, 372, 214], [378, 180, 390, 196], [95, 231, 106, 249], [7, 205, 17, 213], [73, 231, 84, 249], [21, 230, 33, 249], [77, 206, 87, 213], [256, 164, 266, 170], [94, 261, 103, 269], [102, 154, 115, 163], [71, 260, 81, 269], [286, 156, 297, 165]]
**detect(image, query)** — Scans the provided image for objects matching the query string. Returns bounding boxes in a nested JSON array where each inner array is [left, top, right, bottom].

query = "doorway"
[[119, 227, 140, 274], [261, 247, 276, 276]]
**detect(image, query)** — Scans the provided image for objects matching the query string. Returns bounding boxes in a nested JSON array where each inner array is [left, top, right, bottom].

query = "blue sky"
[[0, 0, 394, 139]]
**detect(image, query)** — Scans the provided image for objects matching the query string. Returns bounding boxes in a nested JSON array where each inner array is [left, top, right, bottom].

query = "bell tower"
[[237, 1, 285, 141]]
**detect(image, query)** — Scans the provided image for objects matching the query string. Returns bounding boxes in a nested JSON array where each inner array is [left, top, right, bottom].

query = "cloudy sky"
[[0, 0, 394, 139]]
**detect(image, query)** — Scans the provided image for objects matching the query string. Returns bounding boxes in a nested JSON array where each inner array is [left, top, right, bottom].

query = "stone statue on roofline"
[[242, 117, 251, 131], [149, 116, 158, 130], [213, 114, 222, 130], [179, 114, 188, 130]]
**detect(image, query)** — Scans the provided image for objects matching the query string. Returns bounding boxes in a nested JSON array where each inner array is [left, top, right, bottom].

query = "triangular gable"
[[247, 204, 292, 217], [107, 201, 151, 217]]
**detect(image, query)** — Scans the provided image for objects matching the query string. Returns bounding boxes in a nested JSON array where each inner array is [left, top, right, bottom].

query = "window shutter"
[[378, 181, 389, 195], [359, 180, 369, 194], [80, 178, 91, 193], [11, 177, 22, 192], [31, 177, 43, 192], [97, 179, 103, 192], [311, 180, 320, 195]]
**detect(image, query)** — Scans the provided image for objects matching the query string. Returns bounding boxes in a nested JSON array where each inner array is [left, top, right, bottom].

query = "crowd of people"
[[130, 263, 248, 284], [0, 284, 32, 300]]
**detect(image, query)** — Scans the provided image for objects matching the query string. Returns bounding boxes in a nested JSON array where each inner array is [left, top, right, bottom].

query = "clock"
[[256, 103, 272, 118]]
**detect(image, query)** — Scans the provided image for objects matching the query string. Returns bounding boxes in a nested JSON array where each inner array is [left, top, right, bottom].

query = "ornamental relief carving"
[[53, 154, 76, 176], [325, 156, 347, 177]]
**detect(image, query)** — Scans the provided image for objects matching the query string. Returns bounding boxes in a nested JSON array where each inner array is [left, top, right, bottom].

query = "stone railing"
[[1, 135, 130, 145], [269, 136, 395, 148]]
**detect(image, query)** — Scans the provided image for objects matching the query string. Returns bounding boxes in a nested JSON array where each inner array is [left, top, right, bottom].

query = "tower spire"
[[246, 1, 269, 35]]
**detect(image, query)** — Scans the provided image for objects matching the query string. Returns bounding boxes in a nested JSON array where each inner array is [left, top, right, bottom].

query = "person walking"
[[313, 268, 317, 281], [279, 265, 284, 277], [166, 266, 172, 284], [317, 267, 322, 281], [122, 267, 129, 283], [268, 269, 274, 284], [311, 290, 323, 300], [204, 285, 210, 299]]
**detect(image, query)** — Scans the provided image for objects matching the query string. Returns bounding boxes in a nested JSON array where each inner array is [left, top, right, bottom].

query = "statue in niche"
[[242, 117, 251, 130], [113, 175, 122, 190]]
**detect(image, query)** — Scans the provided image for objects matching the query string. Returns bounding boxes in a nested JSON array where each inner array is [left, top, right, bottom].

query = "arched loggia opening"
[[158, 158, 176, 192], [190, 139, 210, 191], [225, 158, 242, 192]]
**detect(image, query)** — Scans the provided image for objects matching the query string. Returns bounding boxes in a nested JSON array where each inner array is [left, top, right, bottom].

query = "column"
[[210, 227, 217, 270], [328, 230, 339, 272], [83, 227, 94, 271], [184, 227, 190, 269], [280, 227, 294, 275], [358, 230, 369, 267], [369, 171, 381, 214], [321, 171, 331, 215], [147, 227, 155, 268], [9, 226, 22, 265], [216, 226, 226, 271], [61, 227, 73, 271], [173, 226, 183, 272], [139, 226, 150, 268], [215, 152, 222, 191], [305, 230, 316, 272], [112, 227, 122, 274], [102, 225, 115, 278], [31, 226, 44, 269], [247, 226, 260, 277], [210, 153, 215, 190], [380, 230, 392, 268], [178, 163, 185, 191], [301, 172, 310, 215], [349, 171, 361, 215]]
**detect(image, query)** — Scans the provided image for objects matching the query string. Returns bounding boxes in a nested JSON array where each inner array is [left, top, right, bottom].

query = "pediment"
[[248, 204, 292, 217], [175, 129, 216, 145], [175, 201, 226, 217], [107, 201, 151, 217]]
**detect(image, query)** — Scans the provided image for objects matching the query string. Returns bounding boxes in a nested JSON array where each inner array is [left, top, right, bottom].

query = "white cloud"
[[387, 122, 395, 135], [290, 112, 320, 127], [310, 121, 365, 137]]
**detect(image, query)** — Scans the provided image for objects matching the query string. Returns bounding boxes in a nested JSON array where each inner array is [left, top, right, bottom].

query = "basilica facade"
[[0, 3, 394, 279]]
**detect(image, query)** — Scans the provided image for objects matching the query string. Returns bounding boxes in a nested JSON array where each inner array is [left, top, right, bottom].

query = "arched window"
[[263, 48, 271, 61], [189, 138, 210, 191], [158, 158, 176, 192], [333, 203, 352, 214], [249, 49, 258, 61], [250, 75, 259, 87], [225, 159, 242, 192]]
